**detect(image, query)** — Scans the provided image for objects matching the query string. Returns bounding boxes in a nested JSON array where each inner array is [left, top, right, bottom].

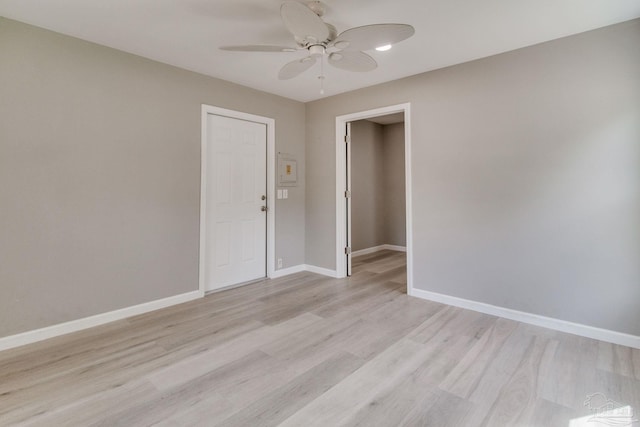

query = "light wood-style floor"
[[1, 250, 639, 426]]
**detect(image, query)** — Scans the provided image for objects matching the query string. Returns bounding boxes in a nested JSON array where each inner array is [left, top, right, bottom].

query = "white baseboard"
[[270, 264, 340, 279], [270, 265, 307, 279], [303, 264, 340, 278], [352, 244, 406, 257], [0, 290, 204, 352], [410, 288, 640, 349], [352, 245, 386, 257], [383, 244, 407, 253]]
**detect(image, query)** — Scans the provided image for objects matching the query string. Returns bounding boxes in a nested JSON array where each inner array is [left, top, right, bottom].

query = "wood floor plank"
[[277, 338, 432, 427], [339, 336, 470, 427], [597, 341, 640, 380], [20, 380, 157, 427], [339, 377, 439, 427], [342, 294, 442, 359], [147, 313, 321, 390], [351, 250, 400, 267], [356, 251, 406, 274], [593, 369, 640, 413], [518, 398, 578, 427], [216, 351, 363, 427], [439, 317, 519, 399], [260, 315, 370, 374], [467, 323, 557, 406], [406, 305, 497, 345], [399, 389, 475, 427], [310, 279, 402, 320], [479, 335, 552, 426], [150, 394, 237, 427], [0, 341, 168, 424], [91, 350, 290, 427], [538, 334, 601, 409]]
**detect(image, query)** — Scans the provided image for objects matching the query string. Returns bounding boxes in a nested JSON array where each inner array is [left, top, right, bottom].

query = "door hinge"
[[344, 190, 351, 198], [344, 135, 351, 143], [345, 247, 352, 255]]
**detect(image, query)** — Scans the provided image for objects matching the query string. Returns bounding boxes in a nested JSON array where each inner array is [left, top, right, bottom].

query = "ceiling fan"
[[220, 1, 414, 90]]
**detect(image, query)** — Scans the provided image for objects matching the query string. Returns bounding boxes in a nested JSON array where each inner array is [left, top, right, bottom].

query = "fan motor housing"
[[308, 44, 325, 57], [295, 23, 336, 48]]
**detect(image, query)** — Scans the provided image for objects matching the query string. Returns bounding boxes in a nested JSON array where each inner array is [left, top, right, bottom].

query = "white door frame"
[[335, 103, 414, 295], [199, 104, 276, 294]]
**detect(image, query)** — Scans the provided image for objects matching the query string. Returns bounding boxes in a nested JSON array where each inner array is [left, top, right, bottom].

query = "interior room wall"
[[0, 18, 306, 338], [382, 122, 406, 247], [350, 120, 385, 251], [305, 19, 640, 336]]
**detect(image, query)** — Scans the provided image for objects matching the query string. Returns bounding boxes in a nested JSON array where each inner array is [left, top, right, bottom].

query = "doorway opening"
[[335, 103, 413, 295], [199, 105, 276, 294]]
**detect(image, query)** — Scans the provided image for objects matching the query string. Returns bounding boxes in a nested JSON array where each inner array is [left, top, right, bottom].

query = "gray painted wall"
[[382, 123, 406, 247], [351, 121, 385, 251], [305, 19, 640, 335], [0, 18, 306, 338], [350, 120, 406, 251]]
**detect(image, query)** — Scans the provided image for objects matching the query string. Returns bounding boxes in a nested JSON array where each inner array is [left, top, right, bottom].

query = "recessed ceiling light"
[[375, 44, 392, 52]]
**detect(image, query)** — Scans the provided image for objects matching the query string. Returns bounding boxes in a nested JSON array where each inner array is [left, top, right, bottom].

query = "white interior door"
[[346, 122, 352, 276], [205, 113, 267, 291]]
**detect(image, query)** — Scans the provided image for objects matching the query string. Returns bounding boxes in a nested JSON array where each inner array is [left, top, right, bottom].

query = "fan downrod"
[[307, 1, 326, 17]]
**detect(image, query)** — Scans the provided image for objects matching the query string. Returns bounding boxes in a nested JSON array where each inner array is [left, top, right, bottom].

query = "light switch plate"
[[283, 189, 288, 199], [277, 189, 283, 199]]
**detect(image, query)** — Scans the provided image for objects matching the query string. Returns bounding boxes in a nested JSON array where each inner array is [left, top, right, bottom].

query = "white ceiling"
[[1, 0, 639, 102]]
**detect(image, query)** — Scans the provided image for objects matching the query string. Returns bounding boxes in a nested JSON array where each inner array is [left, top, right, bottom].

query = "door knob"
[[261, 195, 266, 200], [261, 206, 268, 212]]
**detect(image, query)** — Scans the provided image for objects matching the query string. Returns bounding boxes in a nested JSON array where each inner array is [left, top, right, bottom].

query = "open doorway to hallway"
[[348, 113, 407, 288], [335, 103, 413, 295]]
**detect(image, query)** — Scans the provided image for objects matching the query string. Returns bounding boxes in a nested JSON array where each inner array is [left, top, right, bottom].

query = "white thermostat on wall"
[[278, 153, 297, 187]]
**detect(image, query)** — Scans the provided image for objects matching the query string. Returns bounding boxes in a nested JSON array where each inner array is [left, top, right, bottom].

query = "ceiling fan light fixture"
[[375, 44, 392, 52], [309, 44, 325, 57]]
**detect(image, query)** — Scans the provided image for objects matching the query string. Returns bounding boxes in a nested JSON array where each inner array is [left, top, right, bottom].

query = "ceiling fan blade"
[[280, 1, 330, 44], [328, 51, 377, 72], [332, 24, 415, 51], [278, 56, 318, 80], [220, 45, 298, 52]]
